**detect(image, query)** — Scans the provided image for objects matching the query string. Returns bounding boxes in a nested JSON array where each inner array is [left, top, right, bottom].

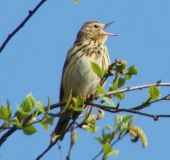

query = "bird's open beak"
[[103, 22, 117, 36]]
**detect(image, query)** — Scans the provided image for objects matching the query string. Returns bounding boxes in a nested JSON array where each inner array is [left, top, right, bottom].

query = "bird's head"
[[76, 20, 116, 43]]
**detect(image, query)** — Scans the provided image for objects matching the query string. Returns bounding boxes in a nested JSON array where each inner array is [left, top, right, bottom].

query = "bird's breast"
[[62, 40, 110, 101]]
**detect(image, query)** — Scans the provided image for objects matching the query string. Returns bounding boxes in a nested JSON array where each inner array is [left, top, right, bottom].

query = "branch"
[[0, 0, 46, 53], [87, 101, 170, 120], [0, 101, 64, 146], [99, 82, 170, 97]]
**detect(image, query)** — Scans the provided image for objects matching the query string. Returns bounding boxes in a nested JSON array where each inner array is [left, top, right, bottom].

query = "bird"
[[52, 20, 116, 142]]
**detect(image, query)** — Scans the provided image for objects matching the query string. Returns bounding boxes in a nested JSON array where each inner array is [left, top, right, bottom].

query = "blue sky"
[[0, 1, 170, 160]]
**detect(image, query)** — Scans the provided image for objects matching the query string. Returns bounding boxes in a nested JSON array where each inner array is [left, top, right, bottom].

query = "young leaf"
[[41, 116, 54, 130], [104, 125, 113, 130], [63, 91, 72, 110], [107, 149, 119, 156], [97, 85, 106, 94], [118, 77, 126, 88], [125, 66, 138, 79], [113, 114, 119, 131], [102, 130, 112, 143], [22, 125, 37, 135], [40, 121, 49, 130], [112, 78, 118, 90], [125, 73, 133, 79], [126, 66, 138, 75], [91, 61, 104, 78], [101, 97, 115, 107], [75, 95, 84, 107], [73, 0, 79, 2], [42, 116, 54, 125], [94, 136, 104, 144], [121, 115, 133, 124], [15, 110, 30, 117], [21, 93, 35, 112], [149, 86, 160, 100], [103, 143, 112, 154], [114, 92, 125, 100], [72, 131, 78, 143], [11, 117, 22, 128], [0, 105, 11, 120], [35, 101, 44, 113]]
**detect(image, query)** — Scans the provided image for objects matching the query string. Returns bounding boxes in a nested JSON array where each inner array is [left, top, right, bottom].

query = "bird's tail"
[[52, 117, 70, 141]]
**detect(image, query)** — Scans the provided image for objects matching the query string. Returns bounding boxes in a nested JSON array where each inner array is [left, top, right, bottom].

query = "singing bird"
[[52, 20, 116, 141]]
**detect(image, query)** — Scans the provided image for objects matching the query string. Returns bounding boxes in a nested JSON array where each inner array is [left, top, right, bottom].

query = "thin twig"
[[35, 120, 75, 160], [0, 0, 46, 53], [86, 101, 170, 120], [130, 94, 170, 110], [92, 132, 128, 160], [99, 82, 170, 97]]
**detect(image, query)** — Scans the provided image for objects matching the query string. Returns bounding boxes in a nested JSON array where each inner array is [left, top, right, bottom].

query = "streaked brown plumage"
[[52, 20, 116, 141]]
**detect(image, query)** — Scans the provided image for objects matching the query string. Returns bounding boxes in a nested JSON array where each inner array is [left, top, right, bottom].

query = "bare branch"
[[0, 0, 46, 53], [99, 82, 170, 97]]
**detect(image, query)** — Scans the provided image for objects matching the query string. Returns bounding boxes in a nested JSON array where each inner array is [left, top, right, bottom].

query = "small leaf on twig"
[[22, 125, 37, 135], [91, 62, 104, 78], [97, 85, 106, 94], [71, 131, 78, 143], [125, 66, 138, 79], [149, 86, 160, 100], [101, 97, 115, 107], [0, 105, 11, 120]]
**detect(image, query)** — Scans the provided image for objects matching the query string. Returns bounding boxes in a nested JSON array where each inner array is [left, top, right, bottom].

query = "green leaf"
[[97, 85, 106, 94], [107, 149, 119, 156], [41, 116, 54, 130], [91, 62, 104, 78], [72, 131, 78, 143], [102, 129, 112, 143], [114, 92, 125, 100], [118, 78, 126, 88], [75, 95, 84, 107], [103, 143, 112, 154], [21, 93, 35, 112], [0, 105, 11, 120], [113, 114, 119, 131], [22, 125, 37, 135], [42, 116, 54, 125], [35, 101, 44, 113], [149, 86, 160, 100], [101, 97, 115, 107], [126, 66, 138, 75], [104, 125, 113, 130], [111, 78, 126, 91], [112, 78, 118, 90], [64, 91, 72, 110], [40, 121, 49, 130], [125, 66, 138, 79], [121, 115, 133, 124], [15, 110, 30, 117], [11, 117, 22, 128], [94, 136, 103, 144], [125, 73, 133, 79], [73, 0, 79, 3]]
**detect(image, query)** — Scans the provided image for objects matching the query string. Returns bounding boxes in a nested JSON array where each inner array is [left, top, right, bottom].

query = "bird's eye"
[[93, 24, 99, 28]]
